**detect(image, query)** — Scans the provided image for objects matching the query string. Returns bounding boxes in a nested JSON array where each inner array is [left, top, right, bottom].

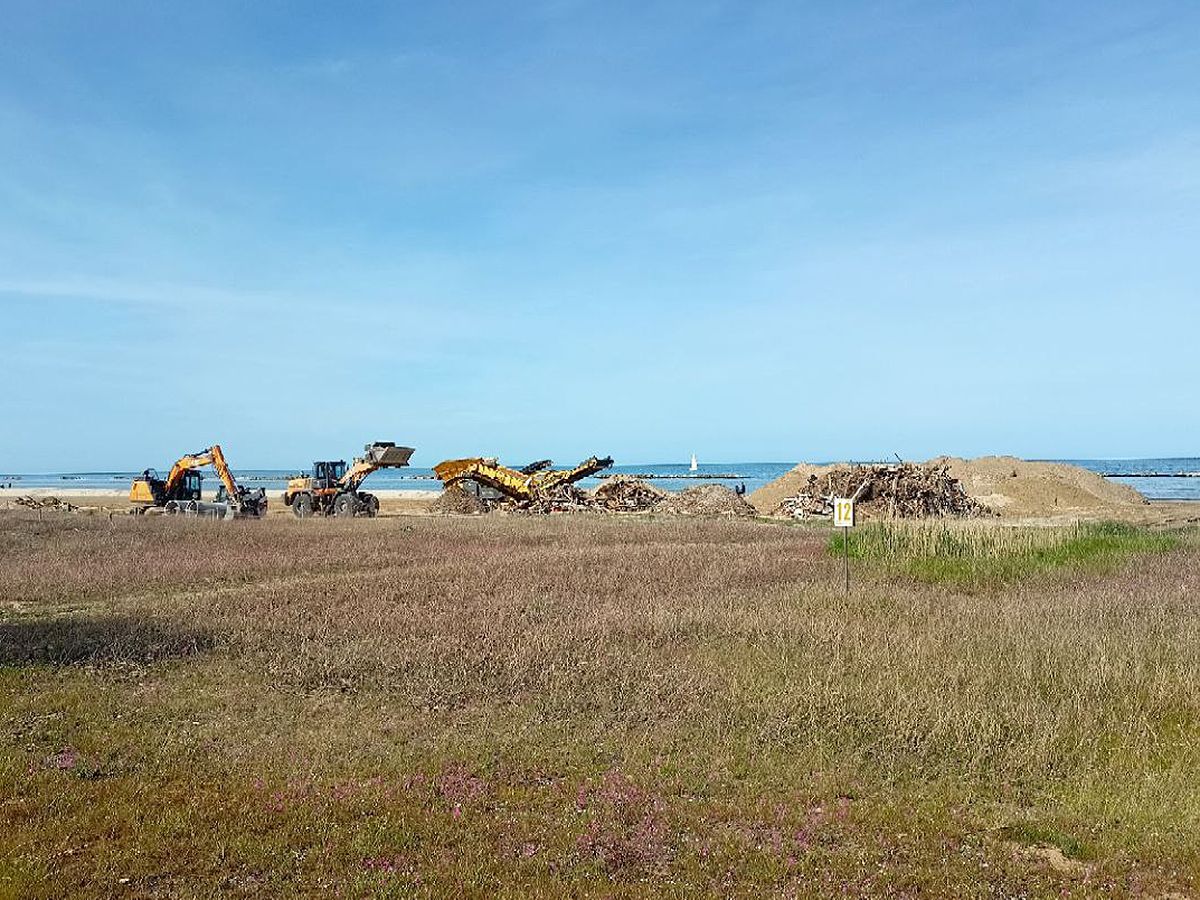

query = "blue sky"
[[1, 1, 1197, 471]]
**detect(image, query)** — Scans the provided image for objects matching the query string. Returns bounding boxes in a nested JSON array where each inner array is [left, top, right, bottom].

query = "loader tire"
[[361, 494, 379, 517], [293, 493, 314, 519], [334, 493, 360, 518]]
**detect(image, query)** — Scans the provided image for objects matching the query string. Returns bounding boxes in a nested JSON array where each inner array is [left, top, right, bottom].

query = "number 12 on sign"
[[833, 498, 854, 593]]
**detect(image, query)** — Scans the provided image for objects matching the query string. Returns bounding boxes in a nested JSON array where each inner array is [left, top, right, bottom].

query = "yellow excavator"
[[129, 445, 267, 518], [433, 455, 613, 506], [284, 441, 414, 518]]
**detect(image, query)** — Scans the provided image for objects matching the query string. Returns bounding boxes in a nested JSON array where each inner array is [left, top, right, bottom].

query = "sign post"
[[833, 497, 855, 593]]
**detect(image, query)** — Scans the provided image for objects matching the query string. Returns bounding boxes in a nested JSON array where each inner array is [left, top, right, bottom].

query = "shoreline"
[[0, 486, 442, 500]]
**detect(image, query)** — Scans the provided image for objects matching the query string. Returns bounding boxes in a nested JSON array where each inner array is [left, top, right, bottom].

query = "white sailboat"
[[689, 453, 698, 472]]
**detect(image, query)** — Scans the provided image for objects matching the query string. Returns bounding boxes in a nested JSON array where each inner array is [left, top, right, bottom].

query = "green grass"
[[998, 822, 1094, 861], [3, 512, 1200, 896], [830, 521, 1181, 588]]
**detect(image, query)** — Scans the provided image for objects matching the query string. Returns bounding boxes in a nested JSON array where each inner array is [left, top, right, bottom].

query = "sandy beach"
[[0, 486, 441, 516], [4, 484, 1197, 526]]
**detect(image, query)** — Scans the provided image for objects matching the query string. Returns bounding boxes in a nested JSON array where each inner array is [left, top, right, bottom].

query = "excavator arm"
[[209, 445, 241, 500], [163, 449, 219, 494], [160, 445, 244, 498]]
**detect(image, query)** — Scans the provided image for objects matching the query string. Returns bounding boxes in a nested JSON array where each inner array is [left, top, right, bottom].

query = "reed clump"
[[830, 520, 1180, 587]]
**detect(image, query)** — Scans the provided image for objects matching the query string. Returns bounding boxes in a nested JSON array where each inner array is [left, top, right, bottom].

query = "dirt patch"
[[656, 484, 755, 517], [1008, 842, 1088, 876], [429, 486, 488, 515], [751, 456, 1151, 520]]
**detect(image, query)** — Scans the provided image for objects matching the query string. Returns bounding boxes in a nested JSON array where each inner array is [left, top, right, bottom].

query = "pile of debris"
[[775, 463, 989, 520], [591, 476, 667, 512], [429, 485, 489, 515], [656, 484, 756, 518], [518, 484, 594, 514], [13, 496, 78, 512], [429, 475, 758, 518]]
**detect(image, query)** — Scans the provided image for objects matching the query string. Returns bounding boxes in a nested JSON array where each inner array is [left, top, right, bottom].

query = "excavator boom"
[[162, 445, 239, 498], [208, 445, 241, 501], [163, 450, 215, 494]]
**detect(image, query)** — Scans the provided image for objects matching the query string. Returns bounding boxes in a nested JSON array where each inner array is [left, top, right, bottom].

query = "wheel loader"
[[129, 445, 267, 518], [284, 441, 414, 518]]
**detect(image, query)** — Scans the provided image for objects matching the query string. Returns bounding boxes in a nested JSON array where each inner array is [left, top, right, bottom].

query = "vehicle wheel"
[[361, 493, 379, 517], [334, 493, 360, 517], [293, 493, 314, 519]]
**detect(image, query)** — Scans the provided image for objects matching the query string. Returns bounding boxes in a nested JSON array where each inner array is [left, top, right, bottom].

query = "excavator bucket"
[[362, 442, 414, 468]]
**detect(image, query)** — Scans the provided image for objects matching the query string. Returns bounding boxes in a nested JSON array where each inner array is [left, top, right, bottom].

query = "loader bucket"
[[363, 442, 414, 468]]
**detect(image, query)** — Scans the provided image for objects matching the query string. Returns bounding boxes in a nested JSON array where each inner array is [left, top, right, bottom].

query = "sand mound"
[[429, 486, 488, 515], [936, 456, 1146, 517], [656, 484, 755, 517], [750, 456, 1148, 520]]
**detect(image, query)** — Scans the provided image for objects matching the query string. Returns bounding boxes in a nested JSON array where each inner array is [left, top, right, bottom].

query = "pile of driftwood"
[[777, 463, 989, 520], [518, 484, 593, 514], [13, 496, 78, 512], [591, 475, 667, 511]]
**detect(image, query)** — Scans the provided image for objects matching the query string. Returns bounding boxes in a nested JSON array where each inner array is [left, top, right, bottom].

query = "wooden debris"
[[775, 463, 989, 520], [13, 496, 78, 512], [591, 476, 667, 512], [517, 484, 594, 514]]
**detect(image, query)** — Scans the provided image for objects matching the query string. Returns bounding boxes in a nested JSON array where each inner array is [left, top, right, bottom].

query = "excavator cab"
[[130, 469, 203, 506], [178, 471, 203, 501]]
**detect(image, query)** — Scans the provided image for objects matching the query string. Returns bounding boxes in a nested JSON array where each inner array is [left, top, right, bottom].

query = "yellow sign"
[[833, 498, 855, 528]]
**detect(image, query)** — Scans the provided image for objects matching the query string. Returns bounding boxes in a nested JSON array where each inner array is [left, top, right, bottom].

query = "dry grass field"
[[1, 511, 1198, 897]]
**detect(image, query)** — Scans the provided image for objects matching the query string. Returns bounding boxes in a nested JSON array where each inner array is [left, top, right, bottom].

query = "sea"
[[2, 459, 1199, 501]]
